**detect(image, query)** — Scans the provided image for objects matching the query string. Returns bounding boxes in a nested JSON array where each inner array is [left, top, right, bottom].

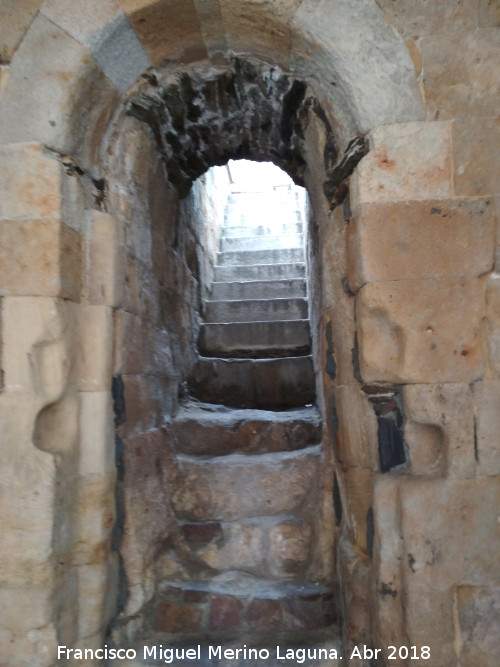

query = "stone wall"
[[0, 1, 498, 665]]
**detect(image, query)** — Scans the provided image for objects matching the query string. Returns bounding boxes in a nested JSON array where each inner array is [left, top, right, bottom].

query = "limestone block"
[[0, 13, 120, 170], [341, 468, 373, 555], [0, 64, 9, 96], [291, 0, 424, 137], [347, 199, 495, 290], [455, 585, 500, 667], [0, 620, 58, 667], [337, 539, 373, 649], [41, 0, 151, 93], [400, 478, 500, 665], [219, 0, 302, 69], [0, 219, 82, 299], [479, 0, 500, 27], [0, 0, 44, 61], [33, 394, 79, 455], [334, 385, 378, 470], [77, 305, 113, 391], [403, 383, 476, 478], [356, 278, 486, 383], [0, 142, 62, 220], [422, 30, 500, 120], [485, 275, 500, 377], [113, 310, 145, 375], [77, 556, 118, 638], [269, 520, 311, 575], [171, 447, 321, 522], [74, 472, 116, 566], [371, 475, 406, 651], [118, 374, 176, 438], [192, 0, 227, 62], [2, 297, 78, 398], [87, 211, 124, 307], [375, 0, 478, 38], [119, 0, 208, 66], [453, 117, 500, 197], [79, 392, 115, 475], [351, 122, 452, 205], [473, 381, 500, 477]]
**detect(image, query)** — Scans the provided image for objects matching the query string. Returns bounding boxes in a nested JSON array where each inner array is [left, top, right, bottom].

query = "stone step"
[[173, 401, 321, 456], [221, 222, 303, 238], [210, 278, 306, 301], [198, 320, 311, 358], [189, 356, 316, 409], [203, 298, 308, 323], [220, 234, 303, 252], [172, 444, 321, 522], [217, 248, 304, 267], [213, 263, 305, 282]]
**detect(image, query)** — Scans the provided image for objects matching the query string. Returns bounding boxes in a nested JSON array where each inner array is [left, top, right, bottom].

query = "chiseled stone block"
[[269, 520, 311, 574], [453, 117, 500, 197], [351, 121, 452, 205], [347, 199, 495, 290], [77, 305, 113, 392], [119, 0, 208, 65], [87, 211, 124, 307], [486, 274, 500, 376], [375, 0, 478, 38], [74, 472, 116, 566], [403, 383, 475, 478], [79, 391, 115, 475], [455, 585, 500, 667], [0, 0, 44, 62], [356, 277, 486, 384], [334, 385, 378, 470]]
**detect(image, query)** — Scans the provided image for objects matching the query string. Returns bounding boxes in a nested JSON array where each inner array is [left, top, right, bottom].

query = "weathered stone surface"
[[118, 374, 176, 438], [171, 446, 321, 521], [479, 0, 500, 26], [78, 305, 113, 391], [375, 0, 479, 38], [334, 385, 378, 470], [74, 472, 116, 566], [455, 585, 500, 667], [198, 522, 265, 573], [269, 520, 311, 575], [113, 310, 145, 375], [41, 0, 151, 93], [452, 117, 500, 196], [0, 13, 120, 169], [0, 64, 9, 96], [77, 556, 118, 638], [403, 383, 476, 477], [79, 391, 115, 475], [486, 274, 500, 376], [154, 599, 203, 633], [473, 380, 500, 477], [0, 219, 82, 299], [291, 0, 424, 137], [173, 401, 321, 456], [351, 122, 452, 204], [119, 0, 207, 65], [342, 468, 373, 555], [422, 30, 500, 119], [208, 594, 242, 631], [347, 199, 495, 290], [220, 0, 302, 69], [356, 278, 486, 383], [88, 211, 124, 307], [0, 0, 44, 62], [0, 142, 62, 220]]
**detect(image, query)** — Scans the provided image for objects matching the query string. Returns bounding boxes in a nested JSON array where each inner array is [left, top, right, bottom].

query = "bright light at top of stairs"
[[226, 159, 294, 192]]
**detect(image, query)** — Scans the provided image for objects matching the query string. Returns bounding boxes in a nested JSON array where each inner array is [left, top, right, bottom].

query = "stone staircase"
[[113, 187, 340, 664]]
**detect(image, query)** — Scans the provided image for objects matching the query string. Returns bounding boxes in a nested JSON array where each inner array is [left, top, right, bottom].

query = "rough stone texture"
[[452, 117, 500, 196], [486, 274, 500, 375], [351, 121, 452, 204], [455, 585, 500, 667], [77, 305, 113, 391], [171, 446, 321, 522], [356, 278, 486, 384], [0, 13, 120, 170], [473, 380, 500, 477], [192, 0, 227, 62], [87, 211, 124, 307], [479, 0, 500, 26], [79, 392, 115, 475], [119, 0, 208, 66], [421, 30, 500, 120], [403, 383, 475, 477], [269, 521, 312, 575], [0, 0, 44, 62], [347, 199, 495, 290], [375, 0, 479, 37], [333, 385, 378, 470]]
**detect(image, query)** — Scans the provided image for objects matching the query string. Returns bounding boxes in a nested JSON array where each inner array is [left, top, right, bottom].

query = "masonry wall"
[[0, 1, 499, 666]]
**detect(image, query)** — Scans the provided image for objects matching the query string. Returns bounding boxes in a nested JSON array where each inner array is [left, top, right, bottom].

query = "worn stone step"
[[217, 248, 304, 267], [210, 278, 306, 301], [213, 263, 305, 282], [171, 444, 321, 522], [220, 234, 303, 252], [173, 401, 321, 456], [198, 320, 311, 357], [203, 298, 308, 323], [221, 222, 303, 238], [180, 514, 318, 579], [189, 356, 316, 409]]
